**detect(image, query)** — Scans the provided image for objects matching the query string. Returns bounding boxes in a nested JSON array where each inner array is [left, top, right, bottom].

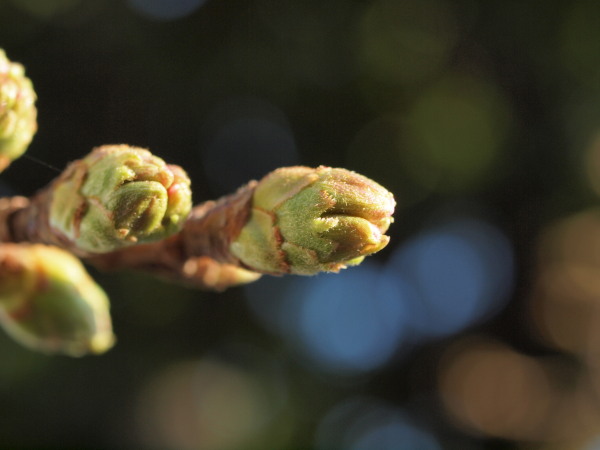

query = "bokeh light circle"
[[400, 73, 513, 192], [315, 397, 442, 450], [135, 354, 289, 450], [386, 217, 514, 338], [358, 0, 458, 86], [439, 337, 554, 440], [296, 264, 408, 374], [246, 263, 408, 376], [127, 0, 207, 21], [200, 97, 299, 195]]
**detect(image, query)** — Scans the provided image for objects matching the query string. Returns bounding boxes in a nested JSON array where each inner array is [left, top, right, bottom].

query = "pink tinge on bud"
[[231, 166, 395, 275]]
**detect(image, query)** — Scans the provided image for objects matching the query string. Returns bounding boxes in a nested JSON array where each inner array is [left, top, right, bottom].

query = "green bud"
[[231, 166, 395, 275], [0, 244, 114, 356], [50, 145, 192, 254], [0, 49, 37, 172]]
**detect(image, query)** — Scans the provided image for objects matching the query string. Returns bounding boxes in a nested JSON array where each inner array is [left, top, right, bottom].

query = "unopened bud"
[[50, 145, 192, 253], [0, 244, 114, 356], [231, 166, 395, 275]]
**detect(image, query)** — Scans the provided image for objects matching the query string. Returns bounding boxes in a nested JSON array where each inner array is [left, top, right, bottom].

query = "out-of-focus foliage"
[[1, 0, 600, 448]]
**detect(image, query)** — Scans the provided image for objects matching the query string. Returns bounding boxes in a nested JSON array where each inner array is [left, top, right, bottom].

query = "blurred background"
[[1, 0, 600, 448]]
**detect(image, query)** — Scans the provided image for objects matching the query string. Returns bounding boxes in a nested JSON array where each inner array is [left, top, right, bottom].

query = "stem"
[[0, 159, 395, 291], [0, 169, 81, 253], [0, 181, 263, 291], [87, 182, 263, 290]]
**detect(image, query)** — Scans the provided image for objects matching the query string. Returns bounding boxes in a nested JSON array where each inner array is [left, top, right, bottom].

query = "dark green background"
[[1, 0, 600, 449]]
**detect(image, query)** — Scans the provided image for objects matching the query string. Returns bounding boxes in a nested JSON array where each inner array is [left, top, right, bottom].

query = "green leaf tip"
[[0, 49, 37, 172], [231, 166, 395, 275], [50, 145, 192, 254], [0, 244, 114, 356]]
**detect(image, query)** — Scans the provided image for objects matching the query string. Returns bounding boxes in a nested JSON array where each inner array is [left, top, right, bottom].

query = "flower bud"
[[50, 145, 192, 254], [230, 166, 395, 275], [0, 49, 37, 172], [0, 244, 114, 356]]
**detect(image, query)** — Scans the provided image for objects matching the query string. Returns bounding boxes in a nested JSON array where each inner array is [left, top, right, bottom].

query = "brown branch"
[[0, 162, 94, 254], [0, 181, 263, 291], [0, 160, 395, 291], [87, 182, 263, 291]]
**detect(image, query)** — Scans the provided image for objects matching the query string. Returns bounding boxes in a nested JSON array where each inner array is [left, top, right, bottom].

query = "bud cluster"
[[0, 48, 397, 357]]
